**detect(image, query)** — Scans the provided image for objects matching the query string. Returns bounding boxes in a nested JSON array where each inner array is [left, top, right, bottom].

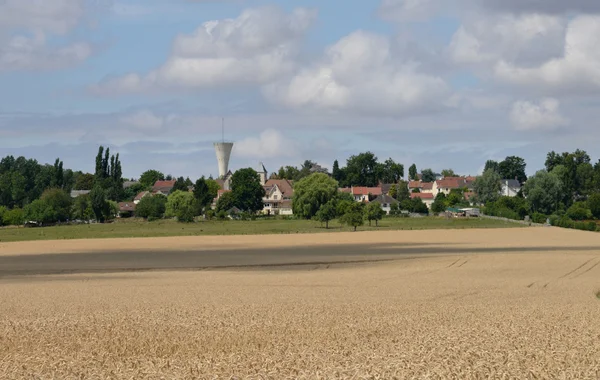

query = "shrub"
[[531, 212, 548, 224], [588, 193, 600, 219], [136, 195, 166, 220], [0, 206, 6, 226], [3, 208, 24, 226], [566, 202, 592, 221]]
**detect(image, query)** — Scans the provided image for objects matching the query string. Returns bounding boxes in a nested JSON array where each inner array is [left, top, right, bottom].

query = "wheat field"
[[1, 228, 600, 379]]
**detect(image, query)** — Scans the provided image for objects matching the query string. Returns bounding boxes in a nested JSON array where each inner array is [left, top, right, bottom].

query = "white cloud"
[[0, 0, 93, 71], [471, 0, 600, 15], [92, 6, 316, 94], [510, 98, 568, 131], [119, 110, 168, 131], [378, 0, 437, 21], [264, 30, 449, 117], [448, 14, 565, 67], [236, 129, 299, 159], [494, 16, 600, 93]]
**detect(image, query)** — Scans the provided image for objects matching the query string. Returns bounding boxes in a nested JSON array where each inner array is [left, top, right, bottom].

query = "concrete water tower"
[[214, 118, 233, 179]]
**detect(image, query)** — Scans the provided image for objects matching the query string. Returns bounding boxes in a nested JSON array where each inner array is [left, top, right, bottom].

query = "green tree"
[[523, 170, 563, 215], [24, 200, 56, 224], [0, 205, 6, 226], [484, 160, 499, 173], [139, 170, 165, 189], [498, 156, 527, 184], [365, 202, 385, 226], [431, 193, 448, 213], [194, 177, 217, 214], [344, 152, 381, 187], [408, 164, 418, 181], [74, 173, 95, 190], [381, 158, 404, 183], [11, 171, 27, 208], [135, 195, 166, 220], [473, 169, 502, 204], [166, 190, 197, 222], [566, 202, 592, 221], [441, 169, 456, 177], [421, 169, 436, 182], [411, 198, 429, 214], [172, 177, 188, 193], [215, 192, 235, 213], [231, 168, 265, 213], [72, 194, 93, 221], [340, 202, 364, 231], [3, 208, 24, 226], [315, 200, 336, 229], [40, 188, 72, 222], [292, 173, 339, 219], [588, 193, 600, 219], [89, 185, 109, 222], [332, 160, 343, 183]]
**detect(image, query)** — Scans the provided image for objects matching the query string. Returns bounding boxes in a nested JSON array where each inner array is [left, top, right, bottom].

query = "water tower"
[[214, 118, 233, 179]]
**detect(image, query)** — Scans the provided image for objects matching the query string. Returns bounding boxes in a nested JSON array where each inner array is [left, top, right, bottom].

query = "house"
[[463, 191, 476, 204], [152, 180, 176, 196], [408, 181, 423, 192], [421, 182, 434, 194], [279, 200, 294, 216], [371, 194, 399, 215], [262, 179, 294, 215], [432, 178, 468, 196], [351, 187, 383, 202], [379, 183, 395, 195], [134, 191, 150, 204], [257, 163, 268, 186], [215, 170, 233, 191], [123, 181, 139, 189], [411, 192, 435, 209], [117, 202, 136, 218], [501, 179, 521, 197], [70, 190, 90, 198]]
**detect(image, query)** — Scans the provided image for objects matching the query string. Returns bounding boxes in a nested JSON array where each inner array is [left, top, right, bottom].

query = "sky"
[[1, 0, 600, 180]]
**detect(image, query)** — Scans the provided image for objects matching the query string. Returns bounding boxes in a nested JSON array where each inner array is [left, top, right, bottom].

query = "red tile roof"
[[464, 192, 475, 200], [264, 179, 294, 198], [408, 181, 422, 189], [411, 193, 434, 200], [421, 182, 434, 190], [118, 202, 136, 212], [435, 178, 466, 189], [152, 180, 176, 193], [134, 191, 150, 201], [352, 187, 383, 196]]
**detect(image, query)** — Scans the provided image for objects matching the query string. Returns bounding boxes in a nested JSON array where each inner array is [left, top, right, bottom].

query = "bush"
[[531, 212, 548, 224], [566, 202, 592, 221], [0, 206, 6, 226], [3, 208, 24, 226], [136, 195, 166, 220], [588, 193, 600, 219]]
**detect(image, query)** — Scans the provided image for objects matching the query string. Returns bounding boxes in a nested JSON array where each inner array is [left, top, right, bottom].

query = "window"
[[274, 195, 278, 200]]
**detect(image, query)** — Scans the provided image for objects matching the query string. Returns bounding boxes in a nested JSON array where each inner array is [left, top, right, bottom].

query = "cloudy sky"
[[1, 0, 599, 180]]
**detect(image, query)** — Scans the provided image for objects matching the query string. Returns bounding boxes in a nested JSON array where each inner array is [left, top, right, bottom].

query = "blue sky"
[[1, 0, 600, 180]]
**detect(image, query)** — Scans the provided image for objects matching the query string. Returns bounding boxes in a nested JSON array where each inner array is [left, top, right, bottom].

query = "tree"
[[215, 192, 235, 213], [421, 169, 436, 182], [431, 193, 448, 213], [381, 158, 404, 183], [498, 156, 527, 184], [332, 160, 343, 183], [344, 152, 381, 187], [40, 188, 72, 222], [588, 193, 600, 219], [566, 202, 592, 221], [292, 173, 339, 219], [441, 169, 456, 178], [340, 202, 364, 231], [172, 177, 188, 193], [135, 195, 167, 220], [74, 173, 95, 190], [194, 177, 218, 214], [72, 194, 93, 221], [411, 198, 429, 214], [24, 200, 56, 224], [408, 164, 418, 181], [365, 202, 385, 226], [89, 185, 110, 222], [545, 151, 563, 173], [523, 170, 563, 215], [166, 190, 197, 222], [139, 170, 165, 189], [315, 200, 336, 229], [484, 160, 499, 174], [0, 206, 5, 226], [231, 168, 265, 213], [473, 169, 502, 204], [3, 208, 24, 226]]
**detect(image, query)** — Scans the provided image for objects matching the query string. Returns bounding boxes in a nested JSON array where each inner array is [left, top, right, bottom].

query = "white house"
[[501, 179, 521, 197], [411, 192, 435, 209], [371, 194, 399, 215], [262, 179, 294, 215]]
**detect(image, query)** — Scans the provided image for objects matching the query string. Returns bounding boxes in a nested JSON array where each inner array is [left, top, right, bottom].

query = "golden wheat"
[[1, 228, 600, 379]]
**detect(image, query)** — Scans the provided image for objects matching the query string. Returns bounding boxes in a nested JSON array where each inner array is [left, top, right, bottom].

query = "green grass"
[[0, 216, 523, 243]]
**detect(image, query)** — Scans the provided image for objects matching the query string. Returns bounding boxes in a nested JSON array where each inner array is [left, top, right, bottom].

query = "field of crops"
[[1, 227, 599, 378]]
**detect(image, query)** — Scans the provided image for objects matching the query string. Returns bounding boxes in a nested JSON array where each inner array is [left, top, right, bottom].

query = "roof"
[[118, 202, 136, 212], [152, 180, 176, 193], [502, 179, 521, 188], [464, 191, 475, 200], [372, 194, 399, 204], [123, 181, 139, 189], [435, 178, 467, 189], [264, 179, 294, 198], [134, 191, 150, 201], [339, 188, 352, 193], [421, 182, 434, 190], [379, 183, 394, 194], [408, 181, 422, 189], [411, 193, 434, 200], [70, 190, 90, 198], [352, 187, 383, 196]]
